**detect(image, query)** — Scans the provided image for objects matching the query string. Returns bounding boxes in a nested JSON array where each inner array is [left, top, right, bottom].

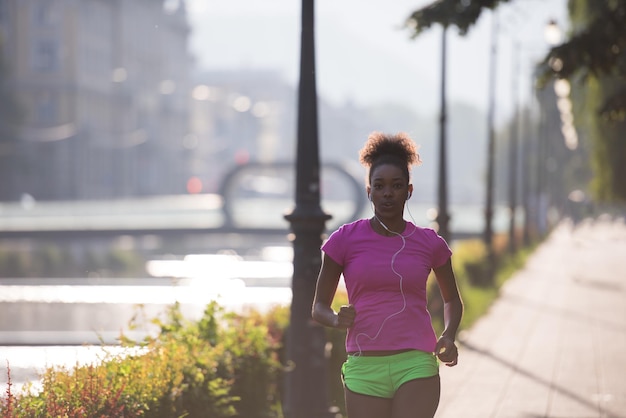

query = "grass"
[[447, 233, 540, 333]]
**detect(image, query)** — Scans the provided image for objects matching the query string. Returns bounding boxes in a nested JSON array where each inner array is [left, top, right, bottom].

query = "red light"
[[187, 176, 203, 194], [234, 149, 250, 165]]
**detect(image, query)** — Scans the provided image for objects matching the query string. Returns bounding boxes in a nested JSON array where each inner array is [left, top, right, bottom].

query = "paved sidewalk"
[[437, 217, 626, 418]]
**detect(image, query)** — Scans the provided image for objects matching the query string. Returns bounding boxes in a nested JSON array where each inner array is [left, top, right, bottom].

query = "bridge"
[[0, 162, 506, 242], [0, 162, 368, 240], [0, 195, 505, 242]]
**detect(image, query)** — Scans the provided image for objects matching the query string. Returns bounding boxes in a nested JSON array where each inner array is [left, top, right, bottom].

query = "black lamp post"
[[283, 0, 332, 417], [508, 41, 520, 254], [484, 11, 498, 278], [436, 25, 451, 244]]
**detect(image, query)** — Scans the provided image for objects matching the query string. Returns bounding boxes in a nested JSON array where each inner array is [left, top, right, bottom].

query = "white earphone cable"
[[353, 200, 417, 356]]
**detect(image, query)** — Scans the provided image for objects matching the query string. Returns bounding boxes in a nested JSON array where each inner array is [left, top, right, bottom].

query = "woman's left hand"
[[435, 336, 458, 367]]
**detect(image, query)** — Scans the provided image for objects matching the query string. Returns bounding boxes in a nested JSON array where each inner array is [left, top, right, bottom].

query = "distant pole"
[[437, 25, 451, 243], [484, 12, 498, 273], [507, 41, 519, 254], [536, 95, 547, 235], [283, 0, 332, 417], [520, 49, 533, 247], [521, 100, 532, 247]]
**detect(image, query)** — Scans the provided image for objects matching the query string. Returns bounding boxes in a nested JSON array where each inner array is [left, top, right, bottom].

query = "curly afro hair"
[[358, 132, 421, 183]]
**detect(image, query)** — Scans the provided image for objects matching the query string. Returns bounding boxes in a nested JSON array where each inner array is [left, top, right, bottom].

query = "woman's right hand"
[[335, 304, 356, 329]]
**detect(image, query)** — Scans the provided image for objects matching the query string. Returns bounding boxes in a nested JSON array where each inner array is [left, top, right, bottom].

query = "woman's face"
[[367, 164, 412, 218]]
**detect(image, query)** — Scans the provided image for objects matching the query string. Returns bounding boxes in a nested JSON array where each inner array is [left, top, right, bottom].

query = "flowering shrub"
[[1, 302, 288, 418]]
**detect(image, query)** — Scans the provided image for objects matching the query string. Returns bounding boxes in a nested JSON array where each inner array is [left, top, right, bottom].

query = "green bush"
[[2, 302, 286, 418], [0, 245, 147, 278]]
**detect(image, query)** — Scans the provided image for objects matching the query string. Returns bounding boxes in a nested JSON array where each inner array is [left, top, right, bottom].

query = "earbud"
[[368, 194, 372, 202], [407, 191, 412, 200]]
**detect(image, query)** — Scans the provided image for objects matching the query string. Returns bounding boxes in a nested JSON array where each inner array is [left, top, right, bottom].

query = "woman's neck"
[[371, 216, 405, 236]]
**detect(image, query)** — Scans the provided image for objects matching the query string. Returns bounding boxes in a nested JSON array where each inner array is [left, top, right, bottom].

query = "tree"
[[538, 0, 626, 121], [406, 0, 506, 35], [562, 1, 626, 202], [407, 0, 626, 118], [406, 0, 626, 202]]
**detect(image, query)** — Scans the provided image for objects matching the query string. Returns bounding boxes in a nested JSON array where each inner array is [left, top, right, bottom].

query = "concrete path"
[[437, 217, 626, 418]]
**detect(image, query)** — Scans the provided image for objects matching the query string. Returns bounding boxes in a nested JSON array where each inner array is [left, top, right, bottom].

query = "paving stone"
[[437, 218, 626, 418]]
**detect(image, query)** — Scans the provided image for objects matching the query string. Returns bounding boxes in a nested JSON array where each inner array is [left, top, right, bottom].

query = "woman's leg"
[[344, 386, 392, 418], [391, 375, 440, 418]]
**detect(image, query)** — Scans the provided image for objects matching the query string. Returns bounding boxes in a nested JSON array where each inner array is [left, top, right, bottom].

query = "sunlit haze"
[[186, 0, 568, 122]]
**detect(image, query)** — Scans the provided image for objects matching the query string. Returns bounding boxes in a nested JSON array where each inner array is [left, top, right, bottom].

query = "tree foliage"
[[406, 0, 508, 35], [406, 0, 626, 120], [540, 0, 626, 121], [407, 0, 626, 202]]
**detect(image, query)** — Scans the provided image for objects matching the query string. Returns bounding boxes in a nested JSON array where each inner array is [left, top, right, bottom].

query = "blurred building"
[[0, 0, 193, 201], [189, 70, 297, 192]]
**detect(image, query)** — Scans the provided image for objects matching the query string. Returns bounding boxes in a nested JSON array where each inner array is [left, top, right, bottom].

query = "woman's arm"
[[433, 258, 463, 366], [311, 253, 355, 329]]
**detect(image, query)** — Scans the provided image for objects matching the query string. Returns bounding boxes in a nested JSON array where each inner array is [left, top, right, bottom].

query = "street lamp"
[[283, 1, 333, 417], [484, 10, 498, 278], [436, 25, 451, 244], [508, 41, 520, 254], [544, 19, 562, 46], [536, 19, 563, 234]]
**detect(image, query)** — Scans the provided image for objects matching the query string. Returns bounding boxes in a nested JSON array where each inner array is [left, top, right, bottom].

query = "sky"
[[185, 0, 569, 123]]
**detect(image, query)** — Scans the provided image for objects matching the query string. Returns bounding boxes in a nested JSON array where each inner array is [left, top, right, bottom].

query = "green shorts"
[[341, 350, 439, 399]]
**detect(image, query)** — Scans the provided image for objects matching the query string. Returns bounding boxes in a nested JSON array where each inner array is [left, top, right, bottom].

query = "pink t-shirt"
[[322, 218, 452, 354]]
